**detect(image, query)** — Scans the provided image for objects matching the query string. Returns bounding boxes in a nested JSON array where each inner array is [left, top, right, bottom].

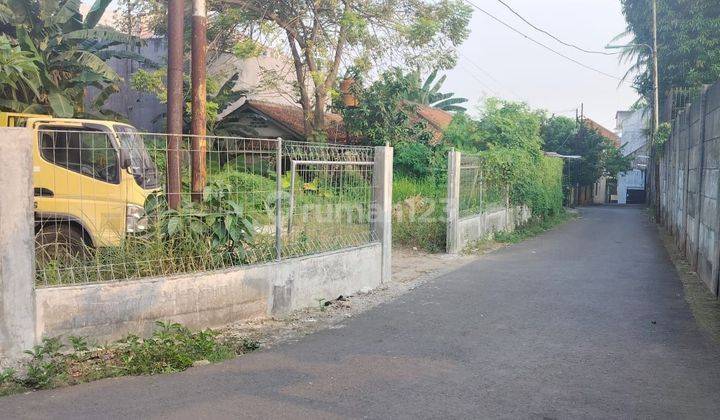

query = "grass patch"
[[493, 210, 573, 244], [0, 322, 259, 397]]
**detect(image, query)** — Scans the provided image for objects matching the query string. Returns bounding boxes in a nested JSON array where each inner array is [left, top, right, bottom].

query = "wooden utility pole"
[[166, 0, 184, 210], [190, 0, 208, 202]]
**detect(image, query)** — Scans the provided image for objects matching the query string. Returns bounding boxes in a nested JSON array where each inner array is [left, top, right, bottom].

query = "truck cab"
[[1, 113, 160, 259]]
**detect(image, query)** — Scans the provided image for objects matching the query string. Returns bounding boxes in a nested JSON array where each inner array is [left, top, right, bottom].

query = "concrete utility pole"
[[651, 0, 660, 135], [650, 0, 660, 217], [166, 0, 184, 210], [606, 1, 660, 210], [191, 0, 208, 202]]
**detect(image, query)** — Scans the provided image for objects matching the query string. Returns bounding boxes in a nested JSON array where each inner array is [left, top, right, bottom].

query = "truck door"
[[35, 127, 127, 247]]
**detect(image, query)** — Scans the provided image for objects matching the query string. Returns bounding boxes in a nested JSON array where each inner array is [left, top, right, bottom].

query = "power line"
[[462, 0, 625, 82], [494, 0, 617, 56], [458, 51, 524, 100], [456, 63, 501, 97]]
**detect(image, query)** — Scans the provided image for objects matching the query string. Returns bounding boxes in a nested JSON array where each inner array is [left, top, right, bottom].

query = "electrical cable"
[[494, 0, 618, 56], [462, 0, 625, 82]]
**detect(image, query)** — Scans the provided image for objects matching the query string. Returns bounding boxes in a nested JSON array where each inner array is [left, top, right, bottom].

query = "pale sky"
[[87, 0, 639, 129], [446, 0, 639, 129]]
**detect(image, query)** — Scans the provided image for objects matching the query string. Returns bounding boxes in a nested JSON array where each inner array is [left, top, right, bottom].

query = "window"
[[40, 129, 119, 183]]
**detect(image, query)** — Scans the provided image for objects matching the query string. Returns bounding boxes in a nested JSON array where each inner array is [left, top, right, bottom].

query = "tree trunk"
[[312, 87, 327, 141], [286, 30, 313, 138]]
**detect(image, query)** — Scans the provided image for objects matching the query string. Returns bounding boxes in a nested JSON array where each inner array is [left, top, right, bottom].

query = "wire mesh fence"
[[458, 153, 508, 218], [33, 128, 377, 287]]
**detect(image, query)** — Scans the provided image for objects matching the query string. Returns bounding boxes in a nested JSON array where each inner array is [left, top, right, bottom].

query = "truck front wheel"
[[35, 224, 89, 266]]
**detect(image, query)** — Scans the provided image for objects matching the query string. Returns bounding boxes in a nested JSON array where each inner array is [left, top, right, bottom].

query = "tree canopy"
[[224, 0, 472, 140], [619, 0, 720, 102]]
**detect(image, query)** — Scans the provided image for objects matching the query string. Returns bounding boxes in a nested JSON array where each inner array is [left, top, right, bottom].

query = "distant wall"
[[617, 170, 646, 205], [658, 82, 720, 296]]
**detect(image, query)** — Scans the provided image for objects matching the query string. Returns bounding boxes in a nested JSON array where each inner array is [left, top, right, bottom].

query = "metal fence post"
[[372, 145, 393, 283], [0, 128, 37, 359], [275, 138, 283, 261], [446, 149, 461, 254]]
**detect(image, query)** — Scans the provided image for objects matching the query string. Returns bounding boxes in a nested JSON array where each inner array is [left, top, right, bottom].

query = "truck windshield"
[[114, 125, 160, 189]]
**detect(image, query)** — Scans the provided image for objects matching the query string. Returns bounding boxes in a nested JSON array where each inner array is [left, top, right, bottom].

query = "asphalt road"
[[4, 206, 720, 419]]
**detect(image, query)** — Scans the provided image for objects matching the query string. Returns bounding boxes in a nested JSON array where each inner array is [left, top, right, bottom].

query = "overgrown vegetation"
[[392, 176, 447, 252], [0, 0, 150, 117], [619, 0, 720, 106], [0, 322, 260, 397], [445, 99, 567, 219]]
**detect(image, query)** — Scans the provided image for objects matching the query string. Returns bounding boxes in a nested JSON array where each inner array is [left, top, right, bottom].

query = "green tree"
[[619, 0, 720, 102], [541, 115, 631, 187], [340, 68, 446, 177], [477, 99, 544, 156], [0, 0, 145, 117], [225, 0, 471, 140], [0, 34, 40, 103], [341, 68, 436, 146], [408, 68, 468, 112]]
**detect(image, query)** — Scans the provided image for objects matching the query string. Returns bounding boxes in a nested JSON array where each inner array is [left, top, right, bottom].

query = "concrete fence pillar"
[[373, 146, 393, 283], [0, 128, 36, 360], [446, 149, 461, 254]]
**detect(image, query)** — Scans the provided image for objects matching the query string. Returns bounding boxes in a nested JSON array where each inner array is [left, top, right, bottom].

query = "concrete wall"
[[455, 206, 531, 251], [659, 82, 720, 296], [36, 244, 381, 344], [86, 38, 299, 132], [0, 128, 36, 361]]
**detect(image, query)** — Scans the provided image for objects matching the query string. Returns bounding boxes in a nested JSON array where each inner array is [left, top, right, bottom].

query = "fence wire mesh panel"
[[33, 129, 377, 287], [282, 141, 376, 258], [458, 154, 508, 218]]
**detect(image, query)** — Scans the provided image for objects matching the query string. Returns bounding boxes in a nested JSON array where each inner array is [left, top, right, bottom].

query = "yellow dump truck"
[[0, 112, 159, 258]]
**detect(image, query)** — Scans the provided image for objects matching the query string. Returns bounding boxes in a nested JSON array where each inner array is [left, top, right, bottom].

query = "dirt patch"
[[220, 249, 477, 349], [658, 227, 720, 344]]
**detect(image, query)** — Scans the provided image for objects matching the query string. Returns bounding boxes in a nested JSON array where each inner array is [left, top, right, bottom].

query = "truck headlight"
[[126, 204, 148, 233]]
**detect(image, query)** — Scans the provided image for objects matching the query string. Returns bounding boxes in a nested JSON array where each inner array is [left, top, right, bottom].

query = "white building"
[[615, 109, 650, 204]]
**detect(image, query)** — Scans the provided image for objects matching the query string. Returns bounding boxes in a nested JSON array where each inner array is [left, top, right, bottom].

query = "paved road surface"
[[4, 206, 720, 419]]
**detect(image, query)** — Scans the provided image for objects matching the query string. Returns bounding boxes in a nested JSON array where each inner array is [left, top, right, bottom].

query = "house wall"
[[617, 109, 650, 157], [86, 38, 298, 132], [617, 170, 646, 204]]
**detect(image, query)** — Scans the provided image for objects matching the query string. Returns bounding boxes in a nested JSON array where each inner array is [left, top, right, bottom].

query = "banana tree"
[[0, 0, 150, 117], [409, 68, 469, 112]]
